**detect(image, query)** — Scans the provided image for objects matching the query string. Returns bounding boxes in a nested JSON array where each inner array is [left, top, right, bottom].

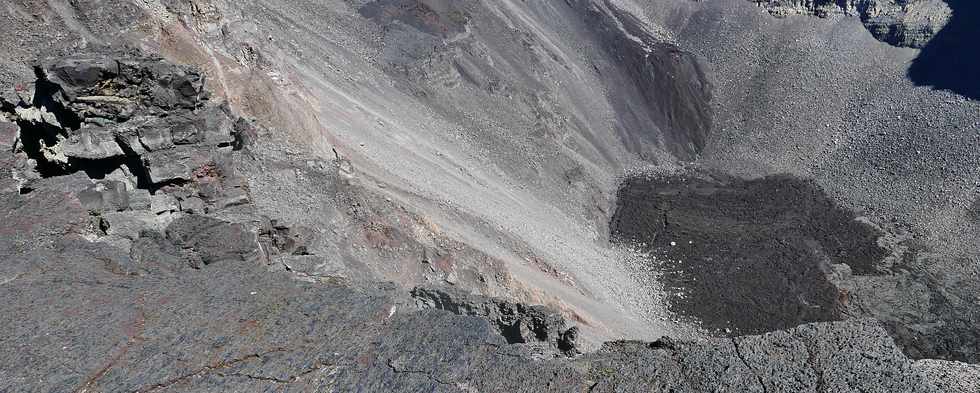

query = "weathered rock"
[[101, 210, 166, 240], [178, 195, 205, 213], [610, 172, 886, 335], [77, 180, 130, 213], [411, 285, 579, 355], [165, 214, 263, 265], [0, 120, 21, 193], [60, 126, 124, 159], [144, 145, 207, 184], [583, 319, 946, 392], [750, 0, 952, 48], [914, 359, 980, 392], [150, 193, 179, 215], [265, 220, 315, 256], [0, 49, 244, 195], [136, 118, 175, 151], [128, 188, 151, 210]]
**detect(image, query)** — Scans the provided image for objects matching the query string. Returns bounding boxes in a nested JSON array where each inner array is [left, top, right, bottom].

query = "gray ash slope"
[[1, 0, 980, 391]]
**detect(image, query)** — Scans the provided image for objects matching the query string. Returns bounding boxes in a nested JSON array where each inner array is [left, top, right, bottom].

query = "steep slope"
[[630, 0, 980, 362], [1, 0, 980, 390]]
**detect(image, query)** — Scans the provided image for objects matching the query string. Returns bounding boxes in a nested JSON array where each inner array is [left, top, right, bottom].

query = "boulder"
[[61, 126, 124, 159], [165, 214, 263, 265]]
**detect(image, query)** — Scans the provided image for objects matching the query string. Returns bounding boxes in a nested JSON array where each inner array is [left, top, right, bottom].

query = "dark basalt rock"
[[0, 48, 240, 194], [165, 214, 264, 266], [610, 172, 887, 334], [411, 285, 580, 356]]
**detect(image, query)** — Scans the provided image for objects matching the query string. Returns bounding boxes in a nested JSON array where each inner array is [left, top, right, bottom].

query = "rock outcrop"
[[0, 49, 251, 196], [751, 0, 952, 48], [611, 169, 980, 364], [0, 49, 263, 250], [412, 286, 580, 356]]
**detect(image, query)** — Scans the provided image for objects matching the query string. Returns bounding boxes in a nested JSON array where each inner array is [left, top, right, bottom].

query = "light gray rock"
[[137, 119, 175, 151], [61, 127, 125, 160], [150, 193, 179, 215], [128, 188, 152, 211], [76, 180, 130, 213], [178, 195, 205, 213], [101, 210, 163, 240], [144, 146, 205, 184]]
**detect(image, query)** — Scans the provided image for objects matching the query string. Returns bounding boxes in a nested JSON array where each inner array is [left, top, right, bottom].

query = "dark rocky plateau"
[[611, 172, 887, 334], [2, 0, 980, 391], [611, 170, 980, 364]]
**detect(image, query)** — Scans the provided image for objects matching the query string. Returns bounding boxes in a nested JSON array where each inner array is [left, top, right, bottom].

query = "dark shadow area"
[[32, 66, 82, 130], [908, 0, 980, 100], [15, 120, 68, 177], [610, 174, 887, 335]]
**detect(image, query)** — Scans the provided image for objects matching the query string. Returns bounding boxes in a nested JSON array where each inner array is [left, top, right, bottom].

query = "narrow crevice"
[[15, 119, 69, 177], [31, 68, 82, 130], [149, 178, 190, 194], [730, 338, 769, 393], [132, 348, 290, 393], [803, 342, 826, 393], [70, 156, 131, 180], [215, 372, 292, 384], [385, 359, 454, 386], [113, 134, 155, 191]]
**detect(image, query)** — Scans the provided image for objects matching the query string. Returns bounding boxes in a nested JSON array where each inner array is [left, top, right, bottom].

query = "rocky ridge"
[[751, 0, 952, 47]]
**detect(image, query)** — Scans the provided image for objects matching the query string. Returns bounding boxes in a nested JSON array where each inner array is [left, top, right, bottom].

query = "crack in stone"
[[75, 296, 147, 393], [131, 348, 344, 392], [216, 359, 341, 385], [0, 272, 27, 286], [385, 359, 455, 386], [132, 348, 290, 392], [730, 337, 769, 393], [803, 340, 826, 393], [216, 372, 292, 384]]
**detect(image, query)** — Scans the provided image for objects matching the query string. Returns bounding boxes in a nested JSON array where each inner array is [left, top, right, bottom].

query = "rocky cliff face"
[[751, 0, 952, 47]]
